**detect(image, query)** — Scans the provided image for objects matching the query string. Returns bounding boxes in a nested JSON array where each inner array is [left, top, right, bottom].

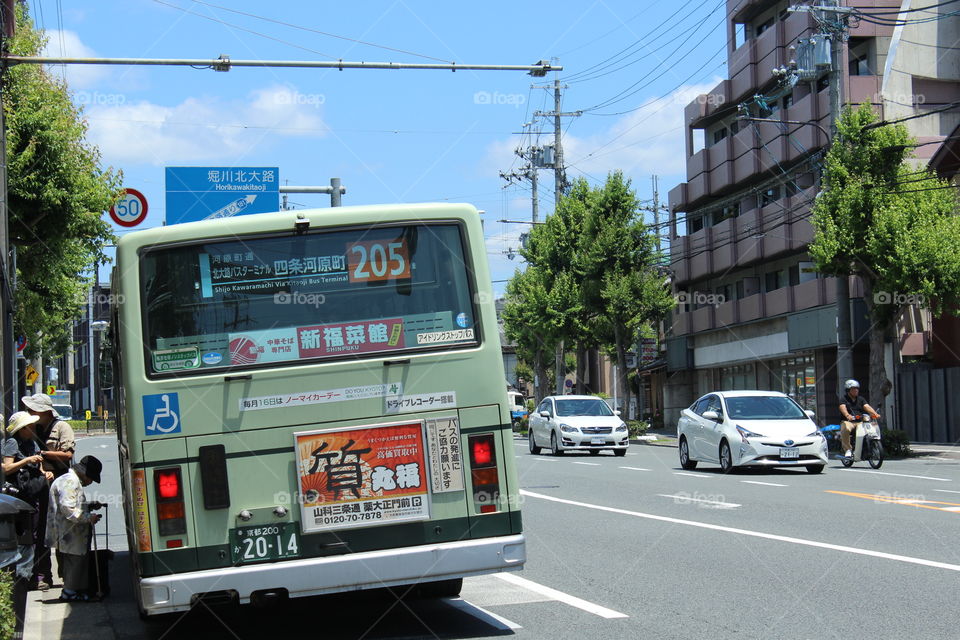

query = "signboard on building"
[[165, 167, 280, 225]]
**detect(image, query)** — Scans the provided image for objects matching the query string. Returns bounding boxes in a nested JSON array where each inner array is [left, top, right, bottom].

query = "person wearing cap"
[[22, 393, 76, 591], [45, 455, 103, 602], [839, 379, 881, 458], [2, 412, 53, 587]]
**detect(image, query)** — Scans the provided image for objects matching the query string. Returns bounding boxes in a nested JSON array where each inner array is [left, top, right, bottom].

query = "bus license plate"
[[230, 522, 300, 565], [779, 447, 799, 459]]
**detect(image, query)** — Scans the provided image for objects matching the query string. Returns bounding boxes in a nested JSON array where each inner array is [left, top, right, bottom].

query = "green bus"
[[111, 204, 525, 616]]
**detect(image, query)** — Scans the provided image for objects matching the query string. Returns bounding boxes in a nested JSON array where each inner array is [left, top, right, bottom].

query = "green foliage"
[[626, 420, 648, 438], [881, 429, 912, 457], [503, 173, 673, 404], [0, 568, 13, 640], [811, 104, 960, 318], [4, 7, 121, 359]]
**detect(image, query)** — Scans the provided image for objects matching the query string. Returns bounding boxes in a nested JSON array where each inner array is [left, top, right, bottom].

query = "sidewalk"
[[23, 556, 111, 640]]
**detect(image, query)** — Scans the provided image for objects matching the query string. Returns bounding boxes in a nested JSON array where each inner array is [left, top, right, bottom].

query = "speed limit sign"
[[110, 188, 148, 227]]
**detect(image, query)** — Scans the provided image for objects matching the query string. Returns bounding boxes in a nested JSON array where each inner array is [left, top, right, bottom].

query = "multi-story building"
[[664, 0, 960, 431]]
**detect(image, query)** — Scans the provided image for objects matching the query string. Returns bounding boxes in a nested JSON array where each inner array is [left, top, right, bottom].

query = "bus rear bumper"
[[140, 533, 526, 615]]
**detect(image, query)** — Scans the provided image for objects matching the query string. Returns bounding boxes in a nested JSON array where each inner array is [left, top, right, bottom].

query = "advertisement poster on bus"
[[294, 421, 430, 532], [297, 318, 405, 358]]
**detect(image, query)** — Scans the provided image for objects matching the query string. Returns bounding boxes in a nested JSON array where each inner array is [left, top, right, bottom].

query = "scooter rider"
[[839, 380, 881, 458]]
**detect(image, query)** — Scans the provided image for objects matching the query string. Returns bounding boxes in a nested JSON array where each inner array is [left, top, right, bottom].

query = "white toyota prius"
[[677, 390, 828, 473]]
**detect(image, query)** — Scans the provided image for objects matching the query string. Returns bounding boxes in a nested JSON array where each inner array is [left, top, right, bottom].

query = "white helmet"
[[844, 379, 860, 390]]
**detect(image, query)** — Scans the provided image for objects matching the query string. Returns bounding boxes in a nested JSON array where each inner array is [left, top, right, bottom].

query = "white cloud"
[[484, 79, 722, 184], [41, 30, 107, 89], [84, 84, 327, 166]]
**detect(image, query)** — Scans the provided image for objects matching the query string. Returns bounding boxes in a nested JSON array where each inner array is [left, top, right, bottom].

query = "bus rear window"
[[141, 223, 479, 375]]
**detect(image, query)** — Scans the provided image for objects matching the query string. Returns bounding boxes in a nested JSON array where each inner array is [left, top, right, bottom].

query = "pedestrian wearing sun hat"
[[45, 455, 103, 601], [21, 393, 76, 592]]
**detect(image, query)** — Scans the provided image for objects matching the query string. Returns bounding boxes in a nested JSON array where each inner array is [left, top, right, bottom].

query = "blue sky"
[[35, 0, 728, 293]]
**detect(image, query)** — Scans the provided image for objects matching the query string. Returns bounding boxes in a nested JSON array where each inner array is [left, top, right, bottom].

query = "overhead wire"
[[183, 0, 454, 62], [564, 0, 720, 84]]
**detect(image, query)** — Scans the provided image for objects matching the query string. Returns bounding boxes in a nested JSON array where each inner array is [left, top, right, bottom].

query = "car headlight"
[[559, 424, 577, 433], [615, 423, 628, 432], [807, 429, 825, 439], [736, 425, 764, 443]]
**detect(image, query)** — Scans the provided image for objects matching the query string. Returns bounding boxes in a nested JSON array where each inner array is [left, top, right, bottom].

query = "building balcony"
[[669, 182, 688, 214], [692, 305, 715, 333], [670, 281, 835, 337], [847, 74, 882, 109]]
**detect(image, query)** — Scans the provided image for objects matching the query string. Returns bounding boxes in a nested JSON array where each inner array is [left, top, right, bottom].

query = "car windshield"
[[555, 399, 614, 417], [725, 396, 807, 420], [53, 405, 73, 419]]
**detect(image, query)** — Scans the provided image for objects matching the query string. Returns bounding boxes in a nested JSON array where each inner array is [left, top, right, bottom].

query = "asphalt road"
[[70, 435, 960, 639]]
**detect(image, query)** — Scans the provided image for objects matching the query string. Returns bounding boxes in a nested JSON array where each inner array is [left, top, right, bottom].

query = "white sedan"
[[529, 395, 629, 456], [677, 391, 828, 473]]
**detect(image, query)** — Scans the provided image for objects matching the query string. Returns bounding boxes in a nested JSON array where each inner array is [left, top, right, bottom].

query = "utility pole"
[[500, 145, 543, 224], [533, 74, 581, 395], [790, 1, 855, 387]]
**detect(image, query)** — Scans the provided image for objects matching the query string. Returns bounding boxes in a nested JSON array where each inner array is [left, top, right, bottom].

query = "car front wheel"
[[613, 448, 627, 457], [806, 464, 825, 474], [679, 437, 697, 470], [719, 440, 733, 474], [550, 431, 564, 456]]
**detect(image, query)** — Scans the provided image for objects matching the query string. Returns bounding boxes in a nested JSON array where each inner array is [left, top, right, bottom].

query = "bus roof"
[[117, 203, 481, 251]]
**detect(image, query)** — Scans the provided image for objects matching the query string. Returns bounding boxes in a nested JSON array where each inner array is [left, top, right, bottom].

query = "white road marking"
[[674, 472, 711, 478], [445, 597, 522, 630], [658, 494, 741, 508], [619, 466, 650, 471], [531, 458, 559, 462], [913, 448, 960, 453], [521, 490, 960, 573], [936, 489, 960, 495], [840, 468, 951, 482], [941, 507, 960, 513], [741, 480, 787, 487], [493, 573, 628, 619], [572, 461, 600, 466]]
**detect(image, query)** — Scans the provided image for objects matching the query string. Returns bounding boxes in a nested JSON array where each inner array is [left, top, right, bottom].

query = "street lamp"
[[91, 320, 108, 418]]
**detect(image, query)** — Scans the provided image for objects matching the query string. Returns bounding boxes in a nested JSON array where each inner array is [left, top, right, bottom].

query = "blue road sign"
[[142, 392, 182, 436], [166, 167, 280, 224]]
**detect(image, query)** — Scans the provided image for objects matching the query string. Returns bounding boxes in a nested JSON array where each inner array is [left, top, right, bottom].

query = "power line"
[[564, 0, 720, 84], [182, 0, 454, 62]]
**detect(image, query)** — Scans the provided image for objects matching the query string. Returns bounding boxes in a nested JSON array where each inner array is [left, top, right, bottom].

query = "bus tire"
[[419, 578, 463, 598]]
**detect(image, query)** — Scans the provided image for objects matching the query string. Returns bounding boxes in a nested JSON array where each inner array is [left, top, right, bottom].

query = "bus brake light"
[[154, 467, 187, 536], [468, 434, 500, 514]]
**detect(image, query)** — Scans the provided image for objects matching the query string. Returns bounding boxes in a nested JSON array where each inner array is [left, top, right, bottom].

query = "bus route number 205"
[[347, 240, 411, 283], [230, 522, 301, 564]]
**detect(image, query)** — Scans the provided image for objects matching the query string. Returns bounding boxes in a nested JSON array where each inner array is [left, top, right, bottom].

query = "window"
[[734, 23, 746, 49], [785, 181, 800, 197], [817, 76, 829, 93], [719, 364, 756, 391], [716, 284, 733, 304], [765, 270, 785, 292], [692, 396, 711, 415], [713, 128, 727, 145], [782, 93, 794, 110], [759, 186, 781, 208], [705, 394, 724, 418], [729, 120, 740, 135], [140, 224, 479, 376], [715, 203, 740, 222], [755, 17, 775, 36], [689, 216, 705, 233], [764, 355, 817, 410], [537, 400, 550, 415]]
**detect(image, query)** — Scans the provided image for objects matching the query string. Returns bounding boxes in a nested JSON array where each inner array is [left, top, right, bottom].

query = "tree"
[[501, 266, 555, 402], [580, 172, 673, 412], [810, 104, 960, 411], [3, 7, 120, 359], [521, 178, 591, 394]]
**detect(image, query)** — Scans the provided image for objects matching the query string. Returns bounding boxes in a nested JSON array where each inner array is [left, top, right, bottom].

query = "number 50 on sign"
[[110, 188, 149, 227]]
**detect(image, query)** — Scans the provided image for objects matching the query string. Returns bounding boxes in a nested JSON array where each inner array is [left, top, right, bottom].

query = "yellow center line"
[[826, 490, 960, 514]]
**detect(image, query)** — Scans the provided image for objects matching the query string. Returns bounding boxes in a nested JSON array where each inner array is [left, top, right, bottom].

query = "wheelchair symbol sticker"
[[143, 393, 181, 435]]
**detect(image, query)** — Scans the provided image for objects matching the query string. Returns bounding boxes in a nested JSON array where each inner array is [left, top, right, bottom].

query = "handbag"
[[15, 465, 47, 503]]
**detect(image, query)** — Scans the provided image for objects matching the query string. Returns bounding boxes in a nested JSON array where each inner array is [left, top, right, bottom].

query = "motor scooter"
[[841, 415, 883, 469]]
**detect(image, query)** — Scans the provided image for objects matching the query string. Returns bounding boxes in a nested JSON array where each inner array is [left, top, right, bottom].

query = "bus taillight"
[[155, 467, 187, 536], [468, 434, 500, 514]]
